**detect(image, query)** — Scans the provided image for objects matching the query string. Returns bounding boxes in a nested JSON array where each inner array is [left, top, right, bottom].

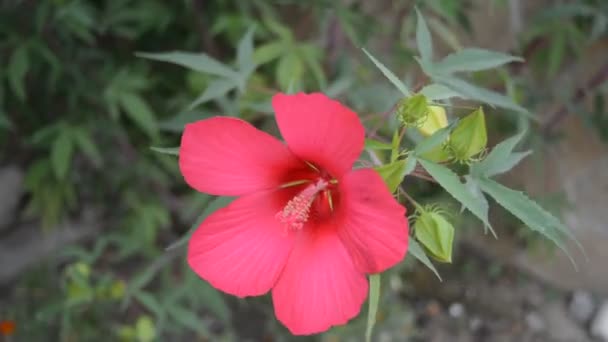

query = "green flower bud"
[[418, 105, 448, 137], [397, 94, 430, 127], [414, 208, 455, 263], [448, 107, 487, 163]]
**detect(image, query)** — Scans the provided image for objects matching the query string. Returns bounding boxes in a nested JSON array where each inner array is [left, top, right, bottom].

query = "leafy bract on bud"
[[448, 107, 487, 162], [414, 207, 455, 263], [418, 105, 448, 137], [397, 94, 429, 127]]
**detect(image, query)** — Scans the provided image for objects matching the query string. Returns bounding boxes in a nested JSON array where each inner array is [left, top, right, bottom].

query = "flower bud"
[[397, 94, 429, 127], [414, 209, 454, 263], [418, 105, 448, 137]]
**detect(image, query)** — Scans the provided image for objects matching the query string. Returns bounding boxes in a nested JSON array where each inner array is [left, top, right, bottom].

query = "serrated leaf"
[[150, 146, 179, 156], [137, 51, 239, 80], [414, 120, 456, 155], [433, 48, 523, 74], [463, 175, 489, 217], [418, 159, 494, 235], [8, 45, 29, 101], [476, 177, 579, 267], [118, 93, 158, 139], [362, 48, 411, 96], [374, 160, 408, 193], [435, 76, 531, 115], [365, 138, 393, 150], [415, 8, 433, 62], [420, 83, 464, 100], [72, 128, 102, 167], [51, 131, 74, 180], [472, 126, 530, 177], [408, 239, 442, 281], [188, 78, 237, 110], [365, 274, 380, 342]]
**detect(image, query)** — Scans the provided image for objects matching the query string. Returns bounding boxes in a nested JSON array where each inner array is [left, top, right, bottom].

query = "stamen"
[[276, 179, 328, 231], [279, 179, 310, 188], [326, 190, 334, 212]]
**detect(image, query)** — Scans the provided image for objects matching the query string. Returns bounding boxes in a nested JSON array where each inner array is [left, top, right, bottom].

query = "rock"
[[591, 301, 608, 341], [449, 303, 465, 318], [525, 311, 546, 332], [0, 165, 23, 231], [542, 302, 588, 342], [569, 291, 596, 324]]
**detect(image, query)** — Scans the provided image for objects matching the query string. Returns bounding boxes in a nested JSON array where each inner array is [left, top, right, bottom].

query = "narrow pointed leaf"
[[415, 8, 433, 62], [137, 51, 238, 80], [408, 239, 442, 281], [365, 274, 380, 342], [150, 146, 179, 156], [434, 48, 523, 74], [362, 48, 411, 96]]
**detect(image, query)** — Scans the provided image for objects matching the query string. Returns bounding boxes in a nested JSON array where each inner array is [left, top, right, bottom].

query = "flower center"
[[276, 179, 329, 231]]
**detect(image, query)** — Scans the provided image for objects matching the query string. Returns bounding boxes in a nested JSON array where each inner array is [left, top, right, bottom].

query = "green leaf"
[[365, 274, 380, 342], [408, 239, 442, 281], [134, 291, 165, 320], [449, 107, 487, 160], [435, 76, 531, 115], [276, 53, 303, 91], [253, 42, 284, 65], [8, 45, 30, 101], [476, 178, 579, 267], [72, 128, 102, 167], [415, 8, 433, 62], [420, 83, 464, 100], [167, 304, 210, 337], [374, 160, 408, 193], [150, 146, 179, 156], [433, 48, 523, 74], [418, 159, 494, 235], [237, 26, 256, 72], [362, 48, 411, 96], [137, 51, 238, 80], [415, 211, 455, 263], [188, 78, 237, 110], [118, 93, 159, 139], [51, 131, 74, 180], [404, 156, 417, 176], [414, 121, 456, 155], [472, 125, 530, 177], [365, 138, 393, 150]]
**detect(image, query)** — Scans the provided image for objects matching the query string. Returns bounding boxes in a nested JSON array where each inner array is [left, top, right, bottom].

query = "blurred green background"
[[1, 0, 607, 341]]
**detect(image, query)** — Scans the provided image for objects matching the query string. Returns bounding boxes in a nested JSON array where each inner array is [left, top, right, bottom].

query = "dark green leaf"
[[253, 42, 284, 65], [167, 304, 210, 337], [420, 83, 464, 100], [8, 45, 29, 101], [277, 53, 303, 91], [415, 8, 433, 62], [137, 51, 238, 80], [476, 178, 580, 267], [188, 78, 237, 110], [150, 146, 179, 156], [434, 48, 523, 74], [472, 126, 530, 177], [51, 131, 74, 180], [418, 159, 494, 235], [435, 76, 531, 115], [119, 93, 159, 139], [72, 128, 102, 166], [362, 48, 411, 96], [237, 26, 256, 72]]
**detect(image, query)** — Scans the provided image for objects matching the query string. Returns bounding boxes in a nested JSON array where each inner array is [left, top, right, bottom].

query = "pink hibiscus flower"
[[180, 92, 409, 335]]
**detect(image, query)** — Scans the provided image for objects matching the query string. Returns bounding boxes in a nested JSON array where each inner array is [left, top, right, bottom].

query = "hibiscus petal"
[[337, 169, 409, 274], [179, 117, 303, 196], [188, 190, 295, 297], [272, 230, 368, 335], [272, 93, 365, 178]]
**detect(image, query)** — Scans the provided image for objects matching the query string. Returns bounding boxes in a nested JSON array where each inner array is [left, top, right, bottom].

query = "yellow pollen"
[[276, 179, 328, 231]]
